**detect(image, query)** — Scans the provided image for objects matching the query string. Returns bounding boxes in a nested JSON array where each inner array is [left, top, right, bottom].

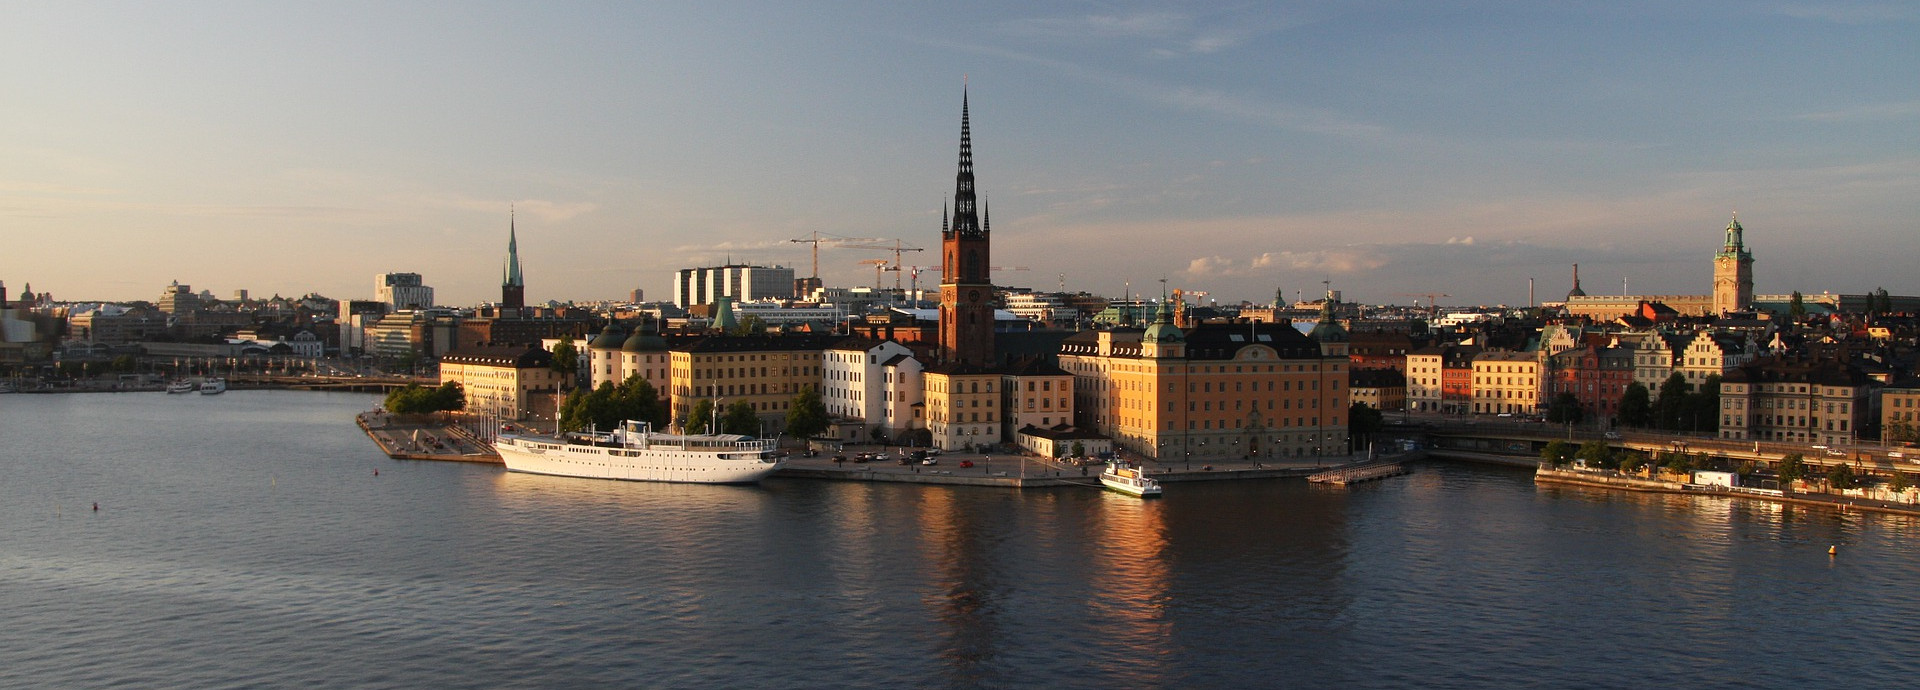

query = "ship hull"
[[496, 436, 782, 484]]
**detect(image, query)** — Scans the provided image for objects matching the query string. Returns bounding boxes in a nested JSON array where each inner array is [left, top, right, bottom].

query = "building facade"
[[375, 273, 434, 311], [439, 344, 568, 423]]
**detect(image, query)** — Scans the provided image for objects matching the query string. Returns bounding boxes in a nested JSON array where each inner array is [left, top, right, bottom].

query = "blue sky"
[[3, 2, 1915, 308]]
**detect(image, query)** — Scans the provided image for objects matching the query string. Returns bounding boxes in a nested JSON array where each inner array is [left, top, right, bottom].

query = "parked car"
[[1604, 432, 1621, 439], [958, 460, 974, 468], [920, 457, 938, 466]]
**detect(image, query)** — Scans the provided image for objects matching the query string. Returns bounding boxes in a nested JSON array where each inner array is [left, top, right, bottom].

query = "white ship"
[[166, 380, 197, 394], [197, 377, 227, 395], [1100, 460, 1162, 498], [495, 420, 783, 484]]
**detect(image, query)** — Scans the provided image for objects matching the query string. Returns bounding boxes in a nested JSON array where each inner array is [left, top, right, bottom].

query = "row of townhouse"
[[1404, 327, 1765, 418]]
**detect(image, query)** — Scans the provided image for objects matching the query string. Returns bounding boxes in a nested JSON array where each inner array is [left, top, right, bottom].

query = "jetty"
[[1307, 454, 1419, 486]]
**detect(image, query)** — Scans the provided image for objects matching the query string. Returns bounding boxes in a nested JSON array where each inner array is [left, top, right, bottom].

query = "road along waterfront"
[[5, 391, 1919, 688]]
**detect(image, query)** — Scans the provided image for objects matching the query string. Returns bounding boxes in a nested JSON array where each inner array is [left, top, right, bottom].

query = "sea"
[[2, 391, 1916, 689]]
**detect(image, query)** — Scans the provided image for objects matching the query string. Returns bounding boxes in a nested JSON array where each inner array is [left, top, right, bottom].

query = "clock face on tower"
[[968, 289, 980, 302]]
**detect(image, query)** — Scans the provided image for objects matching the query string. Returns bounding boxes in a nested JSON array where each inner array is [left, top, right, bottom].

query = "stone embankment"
[[1535, 467, 1920, 517], [357, 411, 501, 463]]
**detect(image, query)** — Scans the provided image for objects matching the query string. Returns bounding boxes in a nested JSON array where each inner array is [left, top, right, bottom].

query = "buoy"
[[1829, 545, 1838, 556], [92, 502, 99, 512], [374, 469, 380, 476]]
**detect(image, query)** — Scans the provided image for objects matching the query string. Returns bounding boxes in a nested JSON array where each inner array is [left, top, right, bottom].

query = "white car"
[[920, 458, 938, 466]]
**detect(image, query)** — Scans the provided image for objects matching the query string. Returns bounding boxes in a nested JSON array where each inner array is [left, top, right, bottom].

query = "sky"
[[3, 1, 1916, 309]]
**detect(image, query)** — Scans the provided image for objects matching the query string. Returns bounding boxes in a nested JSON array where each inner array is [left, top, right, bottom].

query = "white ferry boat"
[[166, 380, 197, 394], [198, 377, 227, 395], [1099, 460, 1162, 498], [495, 420, 783, 484]]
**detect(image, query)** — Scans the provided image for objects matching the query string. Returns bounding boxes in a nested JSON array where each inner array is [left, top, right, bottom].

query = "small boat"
[[166, 380, 197, 394], [1100, 459, 1162, 498], [198, 377, 227, 395]]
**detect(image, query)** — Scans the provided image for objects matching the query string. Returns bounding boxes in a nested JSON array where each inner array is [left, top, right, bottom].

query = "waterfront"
[[4, 392, 1919, 688]]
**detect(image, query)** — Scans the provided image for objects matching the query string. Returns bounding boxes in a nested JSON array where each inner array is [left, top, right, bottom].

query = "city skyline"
[[4, 3, 1916, 306]]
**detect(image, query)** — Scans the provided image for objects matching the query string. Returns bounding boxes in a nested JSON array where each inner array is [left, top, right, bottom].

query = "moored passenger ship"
[[495, 420, 783, 484]]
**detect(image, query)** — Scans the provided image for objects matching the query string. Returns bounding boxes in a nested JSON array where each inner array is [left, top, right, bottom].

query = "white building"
[[672, 264, 795, 309], [375, 273, 434, 310], [821, 338, 922, 440]]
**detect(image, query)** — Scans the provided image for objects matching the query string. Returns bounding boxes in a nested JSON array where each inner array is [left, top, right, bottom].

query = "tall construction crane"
[[893, 265, 1030, 295], [1394, 292, 1451, 318], [788, 232, 891, 283], [857, 259, 892, 288]]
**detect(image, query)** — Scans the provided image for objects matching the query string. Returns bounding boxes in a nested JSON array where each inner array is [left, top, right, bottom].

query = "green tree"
[[1827, 464, 1857, 490], [686, 399, 716, 434], [1685, 375, 1722, 433], [1887, 419, 1919, 444], [110, 355, 139, 373], [549, 335, 580, 382], [1348, 402, 1384, 450], [613, 374, 667, 428], [1541, 440, 1574, 468], [1072, 441, 1087, 457], [384, 381, 464, 414], [1891, 472, 1910, 493], [721, 400, 759, 436], [1778, 453, 1806, 484], [1618, 451, 1648, 473], [1547, 392, 1584, 425], [1576, 440, 1615, 469], [1654, 373, 1690, 430], [785, 386, 829, 439], [1789, 291, 1806, 321], [1617, 382, 1653, 428]]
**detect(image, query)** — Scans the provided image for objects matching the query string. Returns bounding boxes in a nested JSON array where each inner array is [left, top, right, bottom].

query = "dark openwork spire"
[[947, 86, 983, 238], [504, 207, 524, 288]]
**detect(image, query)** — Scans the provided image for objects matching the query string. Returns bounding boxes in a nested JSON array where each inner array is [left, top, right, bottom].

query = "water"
[[3, 391, 1917, 688]]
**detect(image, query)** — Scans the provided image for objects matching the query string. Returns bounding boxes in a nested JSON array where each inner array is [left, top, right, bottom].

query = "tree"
[[1789, 291, 1806, 321], [686, 399, 715, 434], [1541, 440, 1574, 468], [1547, 392, 1584, 425], [1617, 382, 1653, 428], [785, 387, 829, 439], [1778, 453, 1806, 484], [721, 400, 759, 436], [1654, 373, 1690, 430], [1887, 419, 1919, 445], [549, 335, 580, 383], [1618, 451, 1648, 474], [1072, 440, 1087, 457], [1827, 464, 1857, 490], [384, 381, 464, 414], [1891, 472, 1911, 493], [1576, 440, 1614, 469], [1686, 375, 1722, 433], [1348, 402, 1384, 450]]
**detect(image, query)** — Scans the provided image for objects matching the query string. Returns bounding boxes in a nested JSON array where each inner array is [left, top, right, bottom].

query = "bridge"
[[230, 373, 432, 393]]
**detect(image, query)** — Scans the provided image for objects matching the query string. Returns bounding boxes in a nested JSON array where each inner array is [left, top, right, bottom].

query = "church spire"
[[946, 84, 982, 239], [1567, 263, 1586, 299], [504, 207, 524, 288], [501, 207, 526, 311]]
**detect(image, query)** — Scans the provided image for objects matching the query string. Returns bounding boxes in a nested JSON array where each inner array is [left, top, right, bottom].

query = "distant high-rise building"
[[157, 280, 203, 314], [375, 273, 434, 310], [502, 210, 526, 312], [671, 264, 795, 309], [630, 288, 645, 303]]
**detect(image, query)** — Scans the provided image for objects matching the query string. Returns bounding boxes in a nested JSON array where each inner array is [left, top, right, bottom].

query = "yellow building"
[[1058, 301, 1350, 463], [1470, 350, 1542, 416], [924, 365, 1001, 451], [439, 344, 570, 424], [668, 334, 836, 435]]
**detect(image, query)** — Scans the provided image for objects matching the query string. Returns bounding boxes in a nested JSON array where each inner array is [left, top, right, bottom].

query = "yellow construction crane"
[[1394, 292, 1450, 318], [857, 259, 892, 288], [893, 265, 1029, 294], [788, 232, 890, 282]]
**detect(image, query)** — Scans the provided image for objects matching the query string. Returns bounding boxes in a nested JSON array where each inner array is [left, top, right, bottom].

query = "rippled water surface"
[[3, 392, 1917, 688]]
